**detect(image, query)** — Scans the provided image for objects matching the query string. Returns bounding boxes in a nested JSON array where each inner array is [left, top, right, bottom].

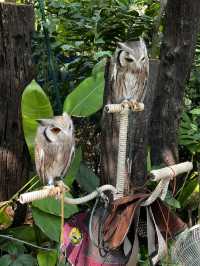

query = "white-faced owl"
[[35, 112, 75, 186], [112, 38, 149, 103]]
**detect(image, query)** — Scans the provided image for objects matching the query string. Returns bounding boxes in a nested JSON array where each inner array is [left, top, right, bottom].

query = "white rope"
[[19, 184, 117, 204], [115, 107, 129, 199], [105, 100, 144, 199]]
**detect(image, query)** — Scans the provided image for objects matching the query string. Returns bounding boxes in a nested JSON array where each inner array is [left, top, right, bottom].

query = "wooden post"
[[100, 41, 157, 193], [0, 3, 34, 203]]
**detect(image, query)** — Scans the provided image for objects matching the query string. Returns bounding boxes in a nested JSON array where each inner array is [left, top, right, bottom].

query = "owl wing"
[[59, 142, 75, 178], [35, 140, 75, 184], [35, 143, 47, 184]]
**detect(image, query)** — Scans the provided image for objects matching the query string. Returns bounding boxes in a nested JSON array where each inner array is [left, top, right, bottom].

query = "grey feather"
[[35, 113, 75, 186]]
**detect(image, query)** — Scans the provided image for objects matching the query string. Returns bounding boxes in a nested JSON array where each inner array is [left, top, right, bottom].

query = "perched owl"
[[35, 112, 75, 186], [112, 38, 149, 103]]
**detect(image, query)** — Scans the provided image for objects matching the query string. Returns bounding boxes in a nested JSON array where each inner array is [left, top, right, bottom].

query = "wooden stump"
[[0, 3, 34, 202]]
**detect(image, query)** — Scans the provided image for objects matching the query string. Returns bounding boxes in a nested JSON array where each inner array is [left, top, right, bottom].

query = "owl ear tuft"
[[36, 119, 52, 126], [63, 112, 71, 119]]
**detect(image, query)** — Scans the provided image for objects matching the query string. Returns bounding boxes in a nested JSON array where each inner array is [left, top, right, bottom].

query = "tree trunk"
[[0, 3, 34, 202], [101, 58, 159, 190], [150, 0, 200, 166]]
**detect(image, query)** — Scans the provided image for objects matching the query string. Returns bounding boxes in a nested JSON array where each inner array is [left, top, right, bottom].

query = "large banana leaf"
[[63, 59, 105, 117], [21, 80, 53, 159]]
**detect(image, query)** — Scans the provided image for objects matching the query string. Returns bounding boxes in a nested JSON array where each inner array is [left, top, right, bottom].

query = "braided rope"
[[105, 100, 144, 199], [19, 184, 117, 204], [115, 107, 129, 199]]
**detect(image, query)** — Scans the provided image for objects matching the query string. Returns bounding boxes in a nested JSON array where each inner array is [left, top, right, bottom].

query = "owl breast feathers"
[[35, 112, 75, 186]]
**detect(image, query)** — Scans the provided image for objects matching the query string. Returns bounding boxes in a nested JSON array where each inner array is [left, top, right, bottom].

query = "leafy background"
[[1, 0, 200, 265]]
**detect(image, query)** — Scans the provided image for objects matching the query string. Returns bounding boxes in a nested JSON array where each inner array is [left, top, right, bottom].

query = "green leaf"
[[0, 255, 12, 266], [37, 250, 57, 266], [147, 147, 152, 172], [12, 254, 37, 266], [190, 108, 200, 115], [64, 146, 82, 186], [21, 80, 53, 159], [63, 60, 105, 117], [32, 207, 61, 242], [178, 178, 199, 208], [76, 163, 99, 193], [0, 241, 25, 255], [5, 226, 37, 243], [32, 192, 78, 218], [164, 192, 180, 209]]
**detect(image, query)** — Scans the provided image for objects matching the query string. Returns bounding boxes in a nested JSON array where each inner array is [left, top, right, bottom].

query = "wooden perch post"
[[0, 3, 34, 203], [101, 41, 159, 193]]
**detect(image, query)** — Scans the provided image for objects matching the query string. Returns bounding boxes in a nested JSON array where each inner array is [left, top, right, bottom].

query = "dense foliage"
[[0, 0, 200, 265]]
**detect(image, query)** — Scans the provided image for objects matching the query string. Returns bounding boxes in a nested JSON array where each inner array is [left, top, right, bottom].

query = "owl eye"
[[51, 127, 61, 134], [125, 57, 134, 62], [140, 56, 145, 61]]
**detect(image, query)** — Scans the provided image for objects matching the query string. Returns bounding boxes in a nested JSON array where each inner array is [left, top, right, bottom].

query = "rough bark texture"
[[129, 60, 159, 187], [101, 60, 159, 190], [0, 3, 34, 201], [150, 0, 200, 166]]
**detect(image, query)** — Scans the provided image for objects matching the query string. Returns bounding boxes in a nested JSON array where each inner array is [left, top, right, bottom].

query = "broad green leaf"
[[182, 112, 191, 123], [32, 192, 78, 218], [12, 254, 37, 266], [76, 163, 99, 193], [190, 108, 200, 115], [5, 226, 37, 243], [37, 250, 57, 266], [178, 178, 198, 208], [179, 139, 197, 145], [64, 146, 82, 186], [94, 51, 111, 60], [63, 60, 105, 117], [21, 80, 53, 159], [32, 207, 61, 242], [0, 240, 25, 255], [0, 255, 12, 266]]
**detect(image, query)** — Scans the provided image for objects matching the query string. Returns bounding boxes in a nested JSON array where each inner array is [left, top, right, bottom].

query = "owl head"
[[116, 38, 148, 70], [36, 112, 73, 143]]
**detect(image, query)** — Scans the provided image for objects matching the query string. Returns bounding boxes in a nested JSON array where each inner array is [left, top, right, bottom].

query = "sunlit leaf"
[[190, 108, 200, 115], [63, 60, 105, 117], [37, 250, 57, 266], [21, 80, 53, 159]]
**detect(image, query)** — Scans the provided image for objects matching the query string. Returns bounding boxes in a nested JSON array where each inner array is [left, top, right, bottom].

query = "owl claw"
[[55, 180, 70, 193]]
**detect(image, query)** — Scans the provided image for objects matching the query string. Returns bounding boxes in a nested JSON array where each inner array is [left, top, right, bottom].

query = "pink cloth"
[[62, 212, 127, 266]]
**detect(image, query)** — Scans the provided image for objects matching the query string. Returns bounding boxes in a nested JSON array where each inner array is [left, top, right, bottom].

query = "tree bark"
[[150, 0, 200, 166], [0, 3, 34, 201], [101, 59, 159, 190]]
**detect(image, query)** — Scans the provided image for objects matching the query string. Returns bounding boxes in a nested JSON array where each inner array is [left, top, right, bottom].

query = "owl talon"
[[55, 180, 70, 193]]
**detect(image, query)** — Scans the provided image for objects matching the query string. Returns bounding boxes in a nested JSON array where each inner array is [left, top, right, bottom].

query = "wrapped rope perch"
[[149, 161, 193, 181], [19, 184, 117, 204], [19, 162, 192, 205]]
